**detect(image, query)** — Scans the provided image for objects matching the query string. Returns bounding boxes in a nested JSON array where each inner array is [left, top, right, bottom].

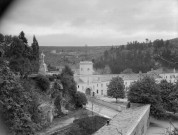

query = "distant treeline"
[[93, 38, 178, 74]]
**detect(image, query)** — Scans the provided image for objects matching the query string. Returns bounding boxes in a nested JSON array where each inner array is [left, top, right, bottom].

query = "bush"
[[128, 76, 165, 119], [75, 91, 88, 108], [35, 75, 50, 92]]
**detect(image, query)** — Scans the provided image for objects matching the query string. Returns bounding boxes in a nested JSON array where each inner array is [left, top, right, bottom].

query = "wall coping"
[[93, 104, 150, 135]]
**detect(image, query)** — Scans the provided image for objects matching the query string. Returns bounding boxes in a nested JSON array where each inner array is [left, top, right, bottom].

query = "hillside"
[[39, 46, 111, 69], [94, 38, 178, 74]]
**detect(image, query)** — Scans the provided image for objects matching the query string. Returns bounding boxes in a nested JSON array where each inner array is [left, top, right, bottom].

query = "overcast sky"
[[0, 0, 178, 46]]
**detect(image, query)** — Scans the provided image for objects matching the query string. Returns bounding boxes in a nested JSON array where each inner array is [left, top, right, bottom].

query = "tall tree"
[[31, 35, 39, 60], [18, 31, 28, 44], [107, 77, 125, 102], [31, 35, 40, 72]]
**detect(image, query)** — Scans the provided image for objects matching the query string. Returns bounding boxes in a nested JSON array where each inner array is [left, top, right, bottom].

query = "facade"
[[75, 61, 178, 97], [74, 61, 142, 96]]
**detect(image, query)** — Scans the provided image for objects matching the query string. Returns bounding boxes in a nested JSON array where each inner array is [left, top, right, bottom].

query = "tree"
[[0, 59, 35, 135], [159, 80, 175, 112], [60, 65, 77, 104], [75, 91, 88, 108], [121, 68, 134, 74], [168, 82, 178, 113], [128, 76, 165, 118], [107, 77, 125, 102], [0, 33, 4, 43], [35, 75, 50, 92], [61, 65, 74, 76], [31, 36, 40, 72], [19, 31, 28, 44]]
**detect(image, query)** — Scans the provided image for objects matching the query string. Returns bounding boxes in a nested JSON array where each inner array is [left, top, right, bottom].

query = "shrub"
[[128, 76, 165, 119], [75, 91, 88, 108], [35, 75, 50, 92]]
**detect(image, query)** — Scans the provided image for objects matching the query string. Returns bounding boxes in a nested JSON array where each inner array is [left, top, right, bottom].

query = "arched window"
[[97, 90, 98, 94], [78, 85, 79, 88]]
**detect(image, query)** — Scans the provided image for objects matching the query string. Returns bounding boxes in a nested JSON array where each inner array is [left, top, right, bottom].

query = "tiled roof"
[[74, 77, 84, 84]]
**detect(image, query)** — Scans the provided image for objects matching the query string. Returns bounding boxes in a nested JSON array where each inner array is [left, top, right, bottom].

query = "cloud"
[[0, 0, 177, 46]]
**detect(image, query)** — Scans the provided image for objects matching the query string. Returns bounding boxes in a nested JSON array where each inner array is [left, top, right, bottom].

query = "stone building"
[[74, 61, 178, 97]]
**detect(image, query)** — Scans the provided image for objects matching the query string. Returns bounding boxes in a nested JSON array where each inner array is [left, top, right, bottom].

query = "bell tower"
[[79, 61, 93, 75], [38, 52, 48, 75]]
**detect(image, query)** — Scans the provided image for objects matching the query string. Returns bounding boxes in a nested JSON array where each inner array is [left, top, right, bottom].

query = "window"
[[88, 68, 90, 71], [78, 85, 79, 88], [97, 90, 98, 94]]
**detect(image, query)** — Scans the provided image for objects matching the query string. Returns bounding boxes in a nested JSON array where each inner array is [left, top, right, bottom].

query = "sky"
[[0, 0, 178, 46]]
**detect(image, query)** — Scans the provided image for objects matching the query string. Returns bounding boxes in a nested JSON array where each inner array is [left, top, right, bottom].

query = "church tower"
[[79, 61, 93, 75], [38, 52, 48, 75]]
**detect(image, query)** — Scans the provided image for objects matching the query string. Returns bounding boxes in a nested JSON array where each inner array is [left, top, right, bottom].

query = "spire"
[[41, 51, 45, 63]]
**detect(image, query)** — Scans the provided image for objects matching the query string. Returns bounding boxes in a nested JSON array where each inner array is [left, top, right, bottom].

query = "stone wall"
[[88, 97, 126, 111], [126, 105, 150, 135], [94, 104, 150, 135]]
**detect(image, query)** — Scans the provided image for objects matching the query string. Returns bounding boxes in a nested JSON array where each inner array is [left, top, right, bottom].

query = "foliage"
[[0, 60, 35, 135], [107, 77, 125, 102], [0, 32, 40, 76], [169, 82, 178, 113], [94, 39, 178, 73], [66, 116, 108, 135], [35, 75, 50, 92], [128, 76, 165, 118], [159, 80, 178, 113], [75, 91, 88, 108], [121, 68, 134, 74], [19, 31, 28, 44], [61, 65, 74, 76], [60, 66, 77, 103]]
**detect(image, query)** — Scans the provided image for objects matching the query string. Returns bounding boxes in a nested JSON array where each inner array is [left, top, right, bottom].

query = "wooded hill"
[[93, 38, 178, 74]]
